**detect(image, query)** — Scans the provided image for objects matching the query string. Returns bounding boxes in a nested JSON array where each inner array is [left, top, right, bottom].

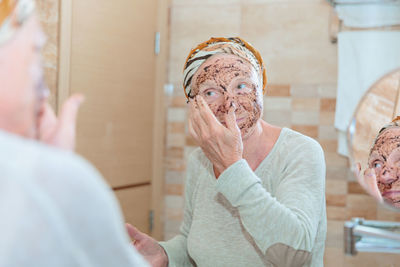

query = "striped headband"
[[183, 37, 267, 99], [0, 0, 35, 46], [370, 115, 400, 155]]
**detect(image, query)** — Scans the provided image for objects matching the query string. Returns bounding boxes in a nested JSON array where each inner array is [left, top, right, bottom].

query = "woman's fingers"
[[126, 223, 146, 242], [37, 102, 57, 141], [188, 100, 201, 139], [196, 96, 220, 128], [224, 104, 240, 133], [54, 94, 85, 150], [364, 168, 383, 202]]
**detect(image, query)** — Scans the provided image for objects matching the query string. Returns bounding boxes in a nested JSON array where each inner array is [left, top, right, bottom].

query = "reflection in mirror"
[[348, 68, 400, 210]]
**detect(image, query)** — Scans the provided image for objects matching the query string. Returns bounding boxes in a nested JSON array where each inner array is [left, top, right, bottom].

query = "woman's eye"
[[374, 162, 382, 168], [238, 83, 246, 90], [206, 91, 215, 97]]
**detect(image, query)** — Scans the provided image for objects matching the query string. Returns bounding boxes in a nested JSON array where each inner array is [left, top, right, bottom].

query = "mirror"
[[348, 68, 400, 210]]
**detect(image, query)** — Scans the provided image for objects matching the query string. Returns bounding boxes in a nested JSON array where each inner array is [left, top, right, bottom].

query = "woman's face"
[[190, 54, 263, 139], [368, 127, 400, 207]]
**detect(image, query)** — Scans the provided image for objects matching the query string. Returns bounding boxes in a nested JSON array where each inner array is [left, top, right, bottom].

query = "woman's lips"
[[219, 117, 246, 125], [382, 190, 400, 198], [236, 117, 245, 123]]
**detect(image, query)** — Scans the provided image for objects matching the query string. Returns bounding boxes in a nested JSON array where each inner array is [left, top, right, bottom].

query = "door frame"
[[58, 0, 168, 240]]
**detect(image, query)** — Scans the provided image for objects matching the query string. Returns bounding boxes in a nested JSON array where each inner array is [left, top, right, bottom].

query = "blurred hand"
[[188, 95, 243, 177], [37, 94, 84, 151], [355, 163, 383, 203], [126, 224, 168, 267]]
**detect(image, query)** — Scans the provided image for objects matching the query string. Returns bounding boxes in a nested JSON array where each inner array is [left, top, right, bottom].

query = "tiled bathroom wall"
[[164, 0, 400, 265]]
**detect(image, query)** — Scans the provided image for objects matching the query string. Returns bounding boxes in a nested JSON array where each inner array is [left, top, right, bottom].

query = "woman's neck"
[[242, 120, 282, 171]]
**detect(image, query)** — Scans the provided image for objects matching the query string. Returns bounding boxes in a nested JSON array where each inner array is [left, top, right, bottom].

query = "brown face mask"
[[190, 54, 263, 139], [368, 127, 400, 207]]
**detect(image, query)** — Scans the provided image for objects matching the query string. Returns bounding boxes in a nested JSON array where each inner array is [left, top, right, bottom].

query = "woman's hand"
[[126, 224, 168, 267], [37, 94, 84, 151], [188, 95, 243, 176], [355, 163, 383, 202]]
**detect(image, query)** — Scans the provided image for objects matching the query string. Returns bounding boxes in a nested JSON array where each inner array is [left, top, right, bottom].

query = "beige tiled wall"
[[164, 0, 400, 266]]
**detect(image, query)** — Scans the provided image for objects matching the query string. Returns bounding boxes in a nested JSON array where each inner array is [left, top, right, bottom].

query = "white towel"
[[335, 31, 400, 156], [335, 3, 400, 28]]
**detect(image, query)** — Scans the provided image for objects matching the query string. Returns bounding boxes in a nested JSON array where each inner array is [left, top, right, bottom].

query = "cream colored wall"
[[164, 0, 400, 266]]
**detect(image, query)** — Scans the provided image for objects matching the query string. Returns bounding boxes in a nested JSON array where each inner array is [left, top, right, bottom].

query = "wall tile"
[[319, 140, 337, 153], [292, 98, 320, 111], [166, 170, 185, 185], [263, 110, 291, 127], [325, 152, 348, 168], [167, 133, 186, 148], [241, 2, 337, 84], [347, 181, 367, 195], [318, 125, 338, 140], [165, 147, 184, 158], [346, 194, 377, 220], [291, 125, 318, 138], [291, 84, 319, 98], [326, 194, 346, 207], [165, 207, 184, 221], [292, 111, 319, 125], [173, 0, 240, 6], [169, 122, 186, 134], [169, 5, 241, 83], [326, 166, 348, 181], [326, 220, 344, 248], [264, 97, 292, 110], [320, 98, 336, 112], [327, 206, 347, 220], [166, 184, 184, 196], [265, 84, 291, 96], [320, 111, 336, 125], [171, 96, 188, 108], [167, 108, 186, 122], [165, 195, 184, 209], [318, 84, 337, 98], [324, 248, 344, 267], [326, 179, 347, 195]]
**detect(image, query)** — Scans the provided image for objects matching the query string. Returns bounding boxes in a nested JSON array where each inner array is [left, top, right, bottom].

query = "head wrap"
[[370, 116, 400, 154], [0, 0, 35, 46], [183, 37, 267, 99], [377, 116, 400, 135]]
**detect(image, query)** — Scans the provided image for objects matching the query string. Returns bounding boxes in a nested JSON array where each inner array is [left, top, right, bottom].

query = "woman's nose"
[[379, 167, 398, 185], [223, 94, 237, 111]]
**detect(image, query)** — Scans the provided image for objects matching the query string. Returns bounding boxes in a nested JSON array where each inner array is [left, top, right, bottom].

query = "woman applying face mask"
[[127, 37, 327, 267]]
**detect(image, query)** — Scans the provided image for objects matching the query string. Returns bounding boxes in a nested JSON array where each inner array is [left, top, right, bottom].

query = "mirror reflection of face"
[[190, 54, 263, 139], [368, 127, 400, 208]]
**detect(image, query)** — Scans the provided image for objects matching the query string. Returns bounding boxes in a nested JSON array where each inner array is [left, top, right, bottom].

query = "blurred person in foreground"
[[0, 0, 148, 266]]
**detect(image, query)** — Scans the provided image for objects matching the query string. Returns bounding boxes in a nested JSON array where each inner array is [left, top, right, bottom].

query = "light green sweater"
[[160, 128, 327, 267]]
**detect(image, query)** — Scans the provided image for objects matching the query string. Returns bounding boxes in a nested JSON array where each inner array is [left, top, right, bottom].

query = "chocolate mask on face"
[[368, 127, 400, 207], [191, 54, 263, 139]]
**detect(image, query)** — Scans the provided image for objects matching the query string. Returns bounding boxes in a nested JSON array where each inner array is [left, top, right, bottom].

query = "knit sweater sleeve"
[[216, 137, 326, 266], [159, 151, 200, 267]]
